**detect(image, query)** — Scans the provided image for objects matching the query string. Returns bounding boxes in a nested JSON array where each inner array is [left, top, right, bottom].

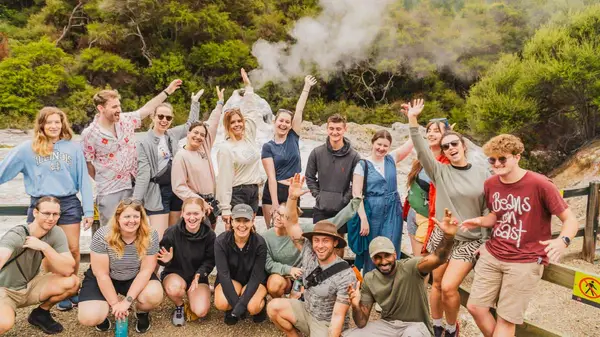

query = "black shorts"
[[261, 182, 290, 205], [79, 268, 160, 302], [27, 194, 83, 224], [146, 184, 183, 216], [231, 184, 259, 213], [160, 271, 209, 289], [313, 209, 347, 234]]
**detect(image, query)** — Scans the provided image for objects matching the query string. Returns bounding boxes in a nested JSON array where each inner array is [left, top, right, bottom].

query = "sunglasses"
[[488, 156, 509, 165], [441, 140, 460, 151], [429, 118, 450, 129], [157, 114, 173, 122], [122, 198, 143, 206]]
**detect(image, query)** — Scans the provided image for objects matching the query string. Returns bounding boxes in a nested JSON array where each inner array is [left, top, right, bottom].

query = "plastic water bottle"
[[115, 317, 128, 337]]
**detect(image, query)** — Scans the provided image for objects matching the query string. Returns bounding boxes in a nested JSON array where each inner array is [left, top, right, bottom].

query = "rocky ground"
[[1, 125, 599, 336]]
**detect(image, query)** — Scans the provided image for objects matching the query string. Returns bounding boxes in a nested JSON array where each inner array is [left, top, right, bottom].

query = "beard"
[[375, 261, 396, 275]]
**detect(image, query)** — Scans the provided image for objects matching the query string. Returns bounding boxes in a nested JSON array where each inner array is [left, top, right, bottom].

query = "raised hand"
[[400, 98, 425, 118], [166, 79, 183, 95], [290, 267, 303, 280], [304, 75, 317, 88], [157, 246, 174, 264], [216, 86, 225, 102], [241, 68, 251, 87], [431, 208, 458, 237], [347, 281, 361, 308], [191, 89, 205, 102], [23, 236, 49, 252], [288, 173, 310, 200]]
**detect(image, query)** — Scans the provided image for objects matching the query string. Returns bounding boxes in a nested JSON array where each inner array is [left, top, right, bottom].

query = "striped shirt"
[[90, 226, 159, 281]]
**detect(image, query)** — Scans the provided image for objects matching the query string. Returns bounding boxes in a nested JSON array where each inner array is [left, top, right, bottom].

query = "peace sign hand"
[[216, 86, 225, 102], [191, 89, 205, 102]]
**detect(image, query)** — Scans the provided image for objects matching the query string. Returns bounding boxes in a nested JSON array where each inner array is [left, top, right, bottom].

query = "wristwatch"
[[560, 236, 571, 247], [126, 296, 134, 304]]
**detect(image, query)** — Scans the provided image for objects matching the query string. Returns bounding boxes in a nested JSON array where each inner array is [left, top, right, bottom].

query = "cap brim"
[[232, 214, 253, 220], [369, 248, 396, 259], [302, 231, 347, 248]]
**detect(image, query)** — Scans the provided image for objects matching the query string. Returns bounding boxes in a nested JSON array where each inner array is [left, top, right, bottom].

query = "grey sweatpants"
[[343, 320, 430, 337]]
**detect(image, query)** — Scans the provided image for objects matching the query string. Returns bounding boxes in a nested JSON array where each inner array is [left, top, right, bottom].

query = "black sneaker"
[[27, 307, 63, 334], [224, 310, 239, 326], [135, 312, 151, 333], [434, 325, 445, 337], [252, 305, 267, 323], [95, 318, 112, 332]]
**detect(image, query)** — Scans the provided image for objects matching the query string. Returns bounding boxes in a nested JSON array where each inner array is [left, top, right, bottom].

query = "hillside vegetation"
[[0, 0, 599, 172]]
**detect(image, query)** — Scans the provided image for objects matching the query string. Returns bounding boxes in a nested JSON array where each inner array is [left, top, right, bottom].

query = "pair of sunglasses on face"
[[157, 114, 173, 122], [441, 140, 460, 151], [488, 156, 510, 165]]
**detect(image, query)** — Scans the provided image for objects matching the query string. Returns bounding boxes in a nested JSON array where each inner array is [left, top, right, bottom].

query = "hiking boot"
[[434, 325, 445, 337], [445, 322, 459, 337], [224, 310, 239, 326], [135, 312, 151, 333], [95, 318, 111, 332], [252, 306, 267, 323], [56, 299, 73, 311], [172, 306, 185, 327], [27, 307, 63, 334]]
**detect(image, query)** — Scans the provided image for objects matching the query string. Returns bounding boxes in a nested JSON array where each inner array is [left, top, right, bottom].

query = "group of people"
[[0, 67, 579, 337]]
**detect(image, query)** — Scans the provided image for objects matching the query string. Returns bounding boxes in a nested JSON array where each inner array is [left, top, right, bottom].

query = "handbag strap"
[[362, 159, 369, 196], [1, 225, 39, 283]]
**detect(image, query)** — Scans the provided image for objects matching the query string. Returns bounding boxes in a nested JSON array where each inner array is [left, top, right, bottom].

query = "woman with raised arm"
[[158, 197, 216, 327], [172, 87, 225, 229], [261, 75, 317, 226], [133, 88, 205, 239], [406, 99, 490, 337], [214, 204, 268, 326], [350, 129, 413, 274], [217, 69, 265, 230], [0, 107, 93, 311], [78, 199, 163, 334]]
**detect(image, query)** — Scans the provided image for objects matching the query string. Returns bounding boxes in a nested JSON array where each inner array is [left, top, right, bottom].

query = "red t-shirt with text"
[[484, 171, 568, 265]]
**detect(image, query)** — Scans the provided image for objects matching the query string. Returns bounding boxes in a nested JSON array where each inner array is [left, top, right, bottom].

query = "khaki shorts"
[[0, 274, 54, 311], [414, 213, 429, 243], [468, 245, 544, 324], [343, 319, 430, 337], [290, 299, 330, 337]]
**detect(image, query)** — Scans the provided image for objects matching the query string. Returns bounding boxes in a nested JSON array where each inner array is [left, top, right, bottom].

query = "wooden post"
[[582, 181, 600, 263]]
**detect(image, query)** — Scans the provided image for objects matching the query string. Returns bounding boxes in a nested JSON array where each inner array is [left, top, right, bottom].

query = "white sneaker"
[[172, 306, 185, 327], [375, 303, 382, 312]]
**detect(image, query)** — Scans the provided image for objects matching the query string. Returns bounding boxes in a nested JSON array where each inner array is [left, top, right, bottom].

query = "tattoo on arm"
[[417, 235, 455, 274], [352, 302, 371, 329]]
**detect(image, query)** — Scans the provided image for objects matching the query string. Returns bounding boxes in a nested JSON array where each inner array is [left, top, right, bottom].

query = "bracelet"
[[163, 90, 170, 97], [288, 196, 298, 200], [217, 100, 224, 105]]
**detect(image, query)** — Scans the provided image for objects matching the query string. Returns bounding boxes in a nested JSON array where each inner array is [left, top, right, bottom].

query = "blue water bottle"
[[115, 317, 128, 337]]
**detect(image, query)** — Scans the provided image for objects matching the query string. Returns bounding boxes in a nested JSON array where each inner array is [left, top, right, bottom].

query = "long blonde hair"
[[32, 107, 74, 156], [223, 108, 245, 140], [106, 200, 151, 259]]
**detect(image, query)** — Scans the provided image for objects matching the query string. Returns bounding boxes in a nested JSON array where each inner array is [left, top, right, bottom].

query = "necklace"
[[197, 150, 207, 160]]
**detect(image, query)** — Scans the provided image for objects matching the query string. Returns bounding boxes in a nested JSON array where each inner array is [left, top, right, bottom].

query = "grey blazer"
[[133, 101, 200, 211]]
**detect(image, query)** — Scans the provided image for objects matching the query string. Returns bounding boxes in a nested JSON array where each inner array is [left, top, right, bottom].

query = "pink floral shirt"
[[81, 112, 142, 196]]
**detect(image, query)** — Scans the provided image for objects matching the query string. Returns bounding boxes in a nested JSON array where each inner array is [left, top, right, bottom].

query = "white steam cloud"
[[249, 0, 587, 87]]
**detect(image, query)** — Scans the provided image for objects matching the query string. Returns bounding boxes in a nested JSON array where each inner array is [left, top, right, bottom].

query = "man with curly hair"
[[461, 134, 578, 337]]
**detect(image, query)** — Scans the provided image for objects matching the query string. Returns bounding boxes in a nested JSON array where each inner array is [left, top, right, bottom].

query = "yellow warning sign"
[[572, 271, 600, 308]]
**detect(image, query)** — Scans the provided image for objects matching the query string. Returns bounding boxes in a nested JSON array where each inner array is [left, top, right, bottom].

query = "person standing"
[[462, 134, 578, 337], [407, 99, 490, 337], [0, 197, 79, 335], [217, 69, 265, 230], [0, 107, 93, 310], [82, 80, 182, 228], [158, 197, 216, 326], [171, 87, 225, 229], [305, 114, 361, 256], [261, 75, 317, 226], [349, 130, 413, 274], [133, 88, 206, 239]]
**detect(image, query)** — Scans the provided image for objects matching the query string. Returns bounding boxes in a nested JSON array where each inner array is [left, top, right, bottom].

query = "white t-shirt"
[[353, 158, 385, 178], [157, 135, 171, 171]]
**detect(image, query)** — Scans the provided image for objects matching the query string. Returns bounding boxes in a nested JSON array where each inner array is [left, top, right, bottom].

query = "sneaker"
[[56, 299, 73, 311], [252, 306, 267, 323], [172, 306, 185, 327], [70, 295, 80, 307], [95, 318, 112, 332], [27, 307, 64, 334], [135, 312, 151, 333], [224, 310, 239, 326], [434, 325, 445, 337], [445, 322, 459, 337]]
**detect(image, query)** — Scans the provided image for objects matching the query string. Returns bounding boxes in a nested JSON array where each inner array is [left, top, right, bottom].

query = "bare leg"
[[149, 214, 169, 240], [38, 275, 80, 310], [493, 316, 516, 337], [188, 284, 211, 318], [168, 211, 181, 227], [267, 274, 291, 298], [441, 259, 474, 325], [163, 274, 187, 307], [262, 204, 273, 228], [78, 301, 110, 326], [468, 304, 496, 337], [136, 280, 164, 312], [214, 281, 243, 311], [267, 298, 301, 337], [59, 224, 81, 276], [430, 262, 448, 322], [241, 284, 267, 315]]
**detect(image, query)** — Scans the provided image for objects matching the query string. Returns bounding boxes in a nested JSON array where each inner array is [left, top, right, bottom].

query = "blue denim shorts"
[[27, 194, 83, 224]]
